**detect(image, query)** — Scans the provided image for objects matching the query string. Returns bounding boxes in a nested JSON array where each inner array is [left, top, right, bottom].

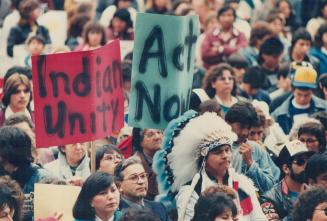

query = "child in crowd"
[[75, 21, 107, 51], [24, 35, 46, 68]]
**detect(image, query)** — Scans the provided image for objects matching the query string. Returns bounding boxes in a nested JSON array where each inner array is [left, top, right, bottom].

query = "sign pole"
[[91, 141, 96, 173]]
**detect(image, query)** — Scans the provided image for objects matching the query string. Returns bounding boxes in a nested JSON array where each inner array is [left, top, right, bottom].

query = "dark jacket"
[[119, 197, 170, 221], [260, 179, 293, 221], [134, 151, 158, 201], [7, 23, 51, 57], [272, 95, 327, 134], [74, 210, 121, 221]]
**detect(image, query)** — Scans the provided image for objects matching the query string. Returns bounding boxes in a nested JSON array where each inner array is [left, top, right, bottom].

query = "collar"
[[121, 196, 144, 208], [5, 106, 31, 120], [215, 95, 238, 107], [95, 215, 114, 221], [212, 27, 239, 37], [281, 178, 289, 195], [291, 98, 311, 109]]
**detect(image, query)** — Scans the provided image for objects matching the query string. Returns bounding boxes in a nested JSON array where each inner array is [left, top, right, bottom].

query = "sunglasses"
[[292, 158, 308, 166]]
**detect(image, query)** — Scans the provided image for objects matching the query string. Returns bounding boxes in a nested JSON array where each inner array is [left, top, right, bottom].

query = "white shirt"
[[95, 215, 114, 221]]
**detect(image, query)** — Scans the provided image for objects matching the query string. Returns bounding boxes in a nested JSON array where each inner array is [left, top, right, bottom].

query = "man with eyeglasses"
[[260, 140, 314, 221], [114, 157, 171, 221], [133, 128, 163, 200]]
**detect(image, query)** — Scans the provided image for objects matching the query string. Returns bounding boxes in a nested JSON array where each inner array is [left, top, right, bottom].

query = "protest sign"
[[34, 184, 81, 221], [32, 40, 124, 147], [128, 13, 199, 129]]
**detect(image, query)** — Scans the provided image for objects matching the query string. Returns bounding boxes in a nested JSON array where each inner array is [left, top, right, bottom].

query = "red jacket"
[[201, 27, 247, 69]]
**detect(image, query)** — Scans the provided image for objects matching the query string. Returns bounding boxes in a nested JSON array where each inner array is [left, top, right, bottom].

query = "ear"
[[282, 164, 290, 175], [211, 81, 216, 89]]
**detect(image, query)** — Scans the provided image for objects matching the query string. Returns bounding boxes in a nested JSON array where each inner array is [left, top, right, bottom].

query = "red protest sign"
[[32, 40, 124, 147]]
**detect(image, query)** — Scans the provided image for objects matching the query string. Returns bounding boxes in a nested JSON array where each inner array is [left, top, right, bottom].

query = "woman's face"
[[9, 83, 31, 112], [211, 70, 234, 95], [62, 143, 86, 165], [112, 17, 127, 33], [0, 205, 14, 221], [88, 31, 102, 47], [278, 1, 291, 19], [29, 8, 41, 21], [298, 133, 320, 152], [312, 202, 327, 221], [91, 184, 120, 216], [98, 151, 123, 175]]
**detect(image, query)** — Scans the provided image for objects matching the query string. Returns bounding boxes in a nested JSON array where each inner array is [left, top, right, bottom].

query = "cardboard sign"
[[32, 40, 124, 147], [128, 13, 199, 129], [34, 184, 81, 221]]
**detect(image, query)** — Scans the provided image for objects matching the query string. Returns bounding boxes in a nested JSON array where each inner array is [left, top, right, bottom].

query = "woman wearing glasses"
[[293, 187, 327, 221], [73, 172, 121, 221], [297, 121, 326, 153], [96, 144, 123, 175], [203, 63, 242, 115]]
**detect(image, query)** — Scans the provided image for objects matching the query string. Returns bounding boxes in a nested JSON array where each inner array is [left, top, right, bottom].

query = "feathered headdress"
[[153, 110, 237, 210]]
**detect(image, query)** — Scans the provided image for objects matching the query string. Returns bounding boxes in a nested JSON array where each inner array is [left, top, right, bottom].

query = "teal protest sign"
[[128, 13, 199, 129]]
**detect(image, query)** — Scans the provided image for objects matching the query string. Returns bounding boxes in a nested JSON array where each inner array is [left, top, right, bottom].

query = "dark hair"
[[18, 0, 40, 24], [198, 99, 222, 116], [82, 21, 107, 46], [4, 66, 32, 83], [0, 185, 20, 221], [249, 21, 274, 47], [290, 28, 312, 55], [0, 126, 32, 168], [109, 9, 133, 39], [192, 193, 237, 221], [258, 36, 284, 64], [298, 122, 326, 152], [311, 111, 327, 129], [121, 60, 132, 83], [314, 23, 327, 49], [225, 101, 259, 127], [119, 208, 161, 221], [292, 187, 327, 221], [0, 176, 24, 221], [95, 144, 122, 170], [67, 13, 91, 38], [73, 172, 116, 220], [266, 9, 285, 24], [242, 67, 265, 89], [4, 113, 34, 129], [203, 63, 237, 98], [306, 152, 327, 182], [2, 73, 32, 108], [114, 157, 142, 182], [217, 5, 236, 19], [227, 53, 248, 69]]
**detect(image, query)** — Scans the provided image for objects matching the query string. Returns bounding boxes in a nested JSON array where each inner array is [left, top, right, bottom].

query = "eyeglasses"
[[314, 208, 327, 216], [299, 138, 318, 144], [124, 172, 148, 183], [292, 158, 308, 166], [102, 153, 123, 162]]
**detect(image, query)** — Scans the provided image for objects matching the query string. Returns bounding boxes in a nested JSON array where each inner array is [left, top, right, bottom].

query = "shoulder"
[[312, 96, 327, 110], [44, 159, 59, 169]]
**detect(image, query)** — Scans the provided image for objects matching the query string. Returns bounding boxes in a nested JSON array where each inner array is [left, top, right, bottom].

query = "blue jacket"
[[272, 95, 327, 134], [119, 198, 171, 221], [232, 140, 280, 194], [74, 210, 121, 221], [310, 47, 327, 75]]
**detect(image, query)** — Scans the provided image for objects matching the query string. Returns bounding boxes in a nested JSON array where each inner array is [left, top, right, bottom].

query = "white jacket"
[[44, 152, 90, 181], [175, 168, 267, 221]]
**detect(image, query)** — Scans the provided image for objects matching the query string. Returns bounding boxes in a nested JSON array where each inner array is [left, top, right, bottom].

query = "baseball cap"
[[278, 140, 313, 166], [292, 66, 317, 89]]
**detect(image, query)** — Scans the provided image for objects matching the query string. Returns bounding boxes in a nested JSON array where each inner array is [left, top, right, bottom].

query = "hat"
[[252, 100, 272, 120], [292, 66, 317, 89], [278, 140, 313, 165]]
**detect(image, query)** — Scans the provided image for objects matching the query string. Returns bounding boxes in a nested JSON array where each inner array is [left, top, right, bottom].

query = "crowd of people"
[[1, 0, 327, 221]]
